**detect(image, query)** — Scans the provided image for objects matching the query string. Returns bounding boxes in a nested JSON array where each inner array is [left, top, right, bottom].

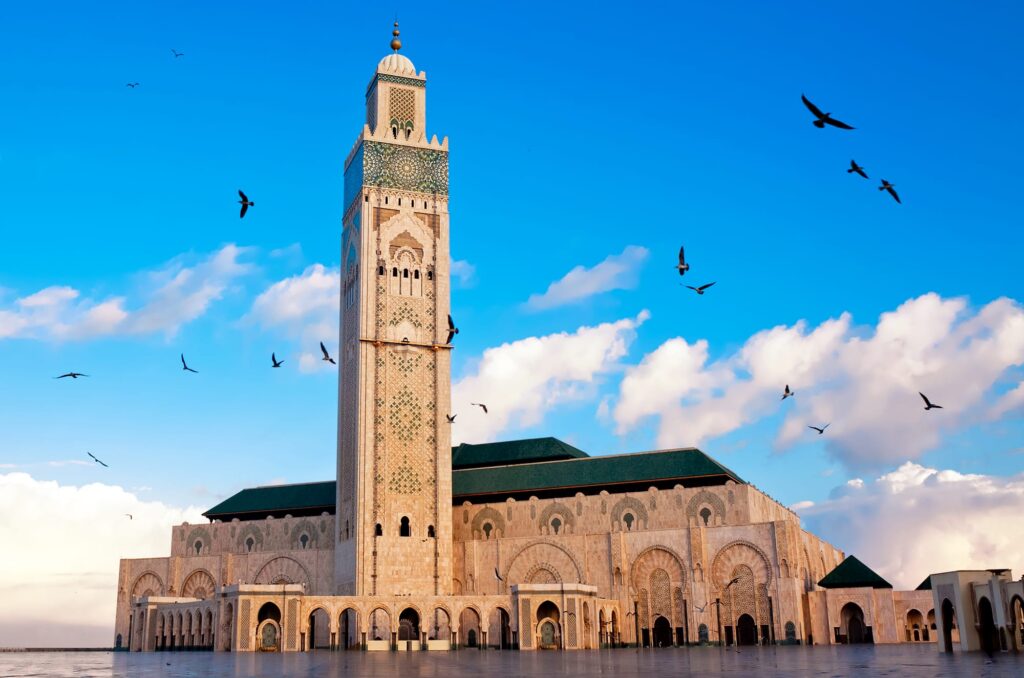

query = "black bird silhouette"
[[125, 514, 133, 520], [724, 576, 741, 589], [471, 402, 489, 414], [171, 49, 184, 58], [801, 94, 855, 130], [446, 414, 456, 423], [676, 246, 690, 276], [180, 354, 198, 373], [271, 353, 284, 368], [808, 424, 830, 435], [87, 452, 109, 468], [879, 180, 901, 204], [55, 372, 88, 379], [782, 384, 794, 400], [495, 568, 504, 582], [685, 282, 716, 295], [446, 314, 459, 344], [320, 342, 336, 365], [126, 82, 139, 88], [238, 190, 254, 219], [848, 160, 869, 179], [919, 392, 943, 411]]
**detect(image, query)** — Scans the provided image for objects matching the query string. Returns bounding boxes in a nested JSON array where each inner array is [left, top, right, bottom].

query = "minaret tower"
[[335, 24, 453, 596]]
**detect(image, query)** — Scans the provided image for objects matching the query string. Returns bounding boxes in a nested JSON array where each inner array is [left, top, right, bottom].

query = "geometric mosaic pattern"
[[376, 73, 425, 89], [364, 141, 448, 195], [389, 88, 415, 128]]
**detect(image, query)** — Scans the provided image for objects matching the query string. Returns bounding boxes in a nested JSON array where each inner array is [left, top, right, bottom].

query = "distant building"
[[928, 570, 1024, 654], [114, 28, 941, 654]]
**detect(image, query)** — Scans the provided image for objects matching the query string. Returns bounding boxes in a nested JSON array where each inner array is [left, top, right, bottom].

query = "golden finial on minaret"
[[390, 21, 402, 52]]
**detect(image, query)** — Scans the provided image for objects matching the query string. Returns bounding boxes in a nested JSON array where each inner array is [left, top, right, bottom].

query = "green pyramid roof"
[[818, 555, 892, 589], [916, 576, 932, 591], [452, 437, 588, 469]]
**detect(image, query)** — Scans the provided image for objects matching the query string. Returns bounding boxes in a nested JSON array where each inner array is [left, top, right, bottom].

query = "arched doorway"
[[536, 600, 560, 650], [338, 608, 358, 650], [841, 603, 867, 644], [1011, 596, 1024, 652], [488, 607, 511, 649], [398, 608, 420, 642], [429, 607, 451, 643], [257, 603, 282, 652], [652, 616, 673, 647], [906, 609, 924, 642], [460, 607, 481, 648], [368, 608, 391, 643], [736, 614, 757, 646], [941, 598, 957, 652], [978, 597, 998, 655], [307, 608, 330, 650]]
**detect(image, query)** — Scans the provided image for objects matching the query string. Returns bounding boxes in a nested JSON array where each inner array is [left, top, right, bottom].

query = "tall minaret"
[[335, 23, 453, 597]]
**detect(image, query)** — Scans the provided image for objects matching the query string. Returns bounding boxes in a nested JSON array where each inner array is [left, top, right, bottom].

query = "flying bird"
[[171, 49, 184, 58], [684, 282, 716, 295], [919, 392, 943, 411], [320, 342, 336, 365], [494, 568, 504, 582], [55, 372, 88, 379], [271, 353, 284, 368], [471, 402, 489, 414], [87, 452, 109, 468], [782, 384, 794, 400], [694, 602, 709, 613], [446, 314, 459, 344], [879, 180, 901, 204], [180, 354, 198, 373], [125, 514, 133, 520], [801, 94, 855, 130], [446, 414, 457, 423], [847, 160, 868, 179], [126, 82, 139, 88], [724, 576, 741, 589], [237, 190, 254, 219], [676, 246, 690, 276], [808, 424, 830, 435]]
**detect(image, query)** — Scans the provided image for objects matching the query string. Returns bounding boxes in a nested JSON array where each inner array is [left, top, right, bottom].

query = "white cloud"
[[452, 311, 649, 444], [247, 263, 340, 373], [0, 245, 253, 341], [613, 294, 1024, 470], [526, 245, 649, 310], [797, 462, 1024, 590], [0, 472, 204, 646], [451, 259, 476, 288]]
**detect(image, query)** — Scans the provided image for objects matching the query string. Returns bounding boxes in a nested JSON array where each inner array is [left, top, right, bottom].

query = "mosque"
[[115, 28, 980, 654]]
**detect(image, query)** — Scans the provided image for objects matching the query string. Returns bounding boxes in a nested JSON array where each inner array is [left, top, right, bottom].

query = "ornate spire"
[[390, 21, 402, 52]]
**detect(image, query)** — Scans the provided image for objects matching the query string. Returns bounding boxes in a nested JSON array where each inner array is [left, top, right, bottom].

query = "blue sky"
[[1, 1, 1023, 614]]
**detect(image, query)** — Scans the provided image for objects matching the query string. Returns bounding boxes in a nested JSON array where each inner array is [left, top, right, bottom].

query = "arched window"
[[299, 534, 309, 550], [427, 525, 435, 538], [392, 125, 398, 139], [400, 517, 411, 537], [194, 540, 203, 555], [700, 507, 712, 526], [623, 513, 634, 531], [398, 198, 402, 206], [245, 537, 255, 553], [482, 522, 493, 539], [551, 517, 562, 535], [378, 265, 385, 275], [392, 267, 398, 277], [374, 523, 383, 537], [405, 128, 411, 140], [403, 269, 409, 279], [427, 271, 433, 281], [384, 196, 389, 205], [414, 270, 420, 279]]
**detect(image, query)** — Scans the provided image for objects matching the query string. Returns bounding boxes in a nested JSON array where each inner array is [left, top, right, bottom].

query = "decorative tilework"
[[520, 601, 532, 648], [287, 600, 298, 650], [376, 73, 425, 88], [363, 141, 448, 195], [650, 568, 671, 619], [239, 600, 251, 650], [389, 303, 423, 329]]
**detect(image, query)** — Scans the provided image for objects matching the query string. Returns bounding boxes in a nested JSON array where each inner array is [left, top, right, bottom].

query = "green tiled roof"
[[452, 447, 743, 501], [203, 481, 335, 520], [916, 576, 932, 591], [202, 442, 744, 520], [818, 555, 893, 589], [452, 437, 588, 469]]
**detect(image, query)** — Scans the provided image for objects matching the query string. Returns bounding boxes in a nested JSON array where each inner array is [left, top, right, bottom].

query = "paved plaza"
[[2, 646, 1022, 678]]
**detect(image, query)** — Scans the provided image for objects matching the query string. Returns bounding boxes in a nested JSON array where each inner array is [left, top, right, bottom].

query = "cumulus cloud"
[[451, 259, 476, 288], [796, 462, 1024, 589], [613, 294, 1024, 470], [525, 245, 649, 310], [0, 245, 253, 341], [452, 311, 649, 444], [0, 472, 204, 646], [247, 263, 340, 373]]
